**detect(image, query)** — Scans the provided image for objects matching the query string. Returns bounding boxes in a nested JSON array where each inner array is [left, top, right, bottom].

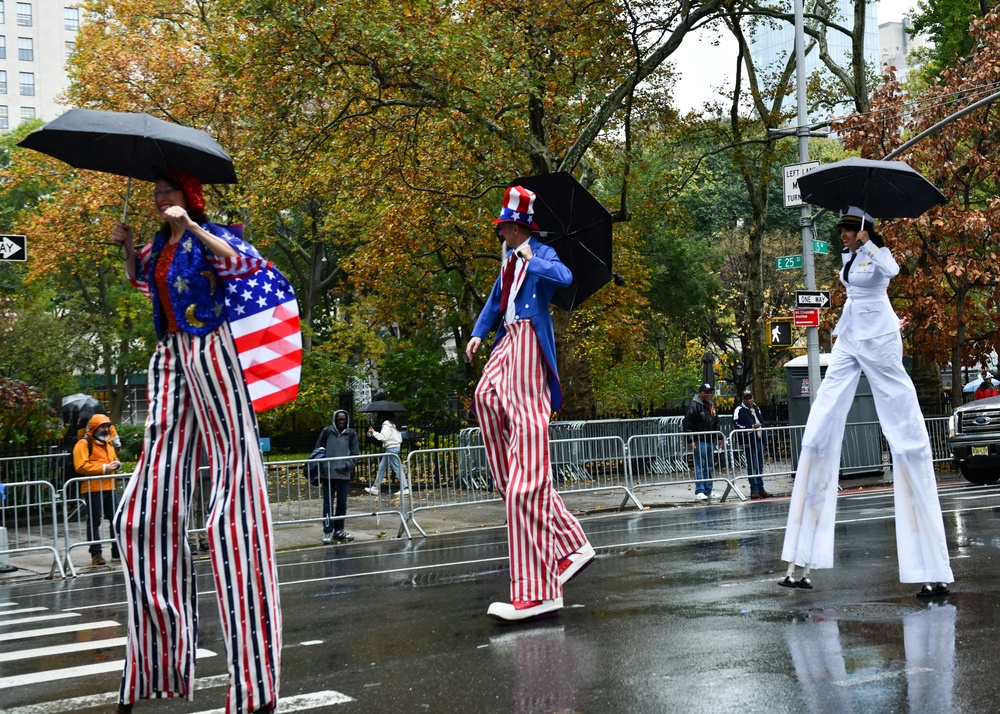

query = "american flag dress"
[[115, 224, 296, 714]]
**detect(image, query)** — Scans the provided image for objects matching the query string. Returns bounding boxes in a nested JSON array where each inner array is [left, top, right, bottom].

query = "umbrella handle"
[[122, 175, 132, 223]]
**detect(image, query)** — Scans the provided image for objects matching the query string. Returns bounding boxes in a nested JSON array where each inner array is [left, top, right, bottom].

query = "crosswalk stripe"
[[0, 613, 79, 628], [0, 621, 120, 643], [0, 680, 353, 714], [0, 608, 48, 618], [188, 690, 354, 713], [0, 649, 216, 690], [0, 637, 128, 663]]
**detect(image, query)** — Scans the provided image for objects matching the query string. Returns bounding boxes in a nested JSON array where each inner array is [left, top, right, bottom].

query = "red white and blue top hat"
[[493, 185, 540, 230]]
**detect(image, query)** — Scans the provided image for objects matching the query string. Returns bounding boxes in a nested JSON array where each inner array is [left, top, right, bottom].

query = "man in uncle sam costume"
[[465, 185, 595, 621]]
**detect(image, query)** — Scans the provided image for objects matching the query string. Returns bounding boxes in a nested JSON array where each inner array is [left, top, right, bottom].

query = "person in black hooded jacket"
[[315, 409, 359, 543]]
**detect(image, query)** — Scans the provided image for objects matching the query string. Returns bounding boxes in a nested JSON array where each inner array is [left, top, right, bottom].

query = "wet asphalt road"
[[4, 479, 1000, 714]]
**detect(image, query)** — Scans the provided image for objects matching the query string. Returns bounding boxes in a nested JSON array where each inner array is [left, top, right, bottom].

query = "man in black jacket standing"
[[733, 390, 772, 499], [316, 409, 359, 544], [683, 384, 724, 502]]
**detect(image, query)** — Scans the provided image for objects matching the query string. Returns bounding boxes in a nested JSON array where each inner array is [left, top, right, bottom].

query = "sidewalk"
[[0, 468, 961, 585]]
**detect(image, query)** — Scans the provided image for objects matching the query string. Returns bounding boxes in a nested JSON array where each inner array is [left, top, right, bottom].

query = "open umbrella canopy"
[[61, 393, 100, 413], [360, 400, 407, 413], [509, 172, 614, 311], [17, 109, 237, 185], [797, 158, 947, 219], [963, 375, 996, 393]]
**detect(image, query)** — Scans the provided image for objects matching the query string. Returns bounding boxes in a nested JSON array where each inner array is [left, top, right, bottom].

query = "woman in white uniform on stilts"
[[780, 206, 953, 597]]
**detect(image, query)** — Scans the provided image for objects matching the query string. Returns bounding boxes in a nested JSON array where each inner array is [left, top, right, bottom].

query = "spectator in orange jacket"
[[72, 414, 122, 566], [975, 375, 999, 400]]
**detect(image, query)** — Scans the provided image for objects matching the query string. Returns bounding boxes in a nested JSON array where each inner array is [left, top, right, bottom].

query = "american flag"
[[226, 266, 302, 412]]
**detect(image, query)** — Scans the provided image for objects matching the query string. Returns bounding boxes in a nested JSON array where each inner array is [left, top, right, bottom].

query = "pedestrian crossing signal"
[[768, 319, 793, 348]]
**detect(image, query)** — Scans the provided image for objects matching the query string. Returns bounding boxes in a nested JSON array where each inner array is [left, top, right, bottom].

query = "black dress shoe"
[[115, 703, 133, 714], [916, 583, 950, 598], [779, 575, 813, 589]]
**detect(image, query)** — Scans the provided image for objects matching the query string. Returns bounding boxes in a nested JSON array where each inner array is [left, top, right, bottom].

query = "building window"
[[64, 7, 79, 31], [0, 37, 6, 60], [0, 2, 5, 24], [0, 71, 6, 94], [19, 71, 32, 96], [65, 40, 75, 59], [17, 36, 31, 61], [15, 2, 29, 27], [19, 105, 33, 121], [0, 106, 8, 131]]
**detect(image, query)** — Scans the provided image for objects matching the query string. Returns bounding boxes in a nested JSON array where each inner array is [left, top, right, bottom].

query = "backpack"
[[65, 435, 95, 481], [305, 446, 326, 486]]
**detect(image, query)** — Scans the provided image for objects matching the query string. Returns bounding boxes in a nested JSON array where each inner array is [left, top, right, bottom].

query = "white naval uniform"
[[781, 240, 953, 584]]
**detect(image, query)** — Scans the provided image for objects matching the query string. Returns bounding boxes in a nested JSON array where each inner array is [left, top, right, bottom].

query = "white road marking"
[[0, 608, 48, 618], [0, 649, 216, 689], [0, 637, 128, 663], [188, 690, 354, 713], [0, 675, 230, 714], [0, 621, 120, 643], [0, 613, 80, 628]]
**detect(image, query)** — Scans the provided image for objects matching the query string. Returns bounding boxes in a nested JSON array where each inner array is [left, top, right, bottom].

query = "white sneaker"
[[709, 491, 720, 500], [363, 486, 379, 496], [487, 597, 563, 621], [695, 493, 708, 502], [322, 533, 334, 544], [557, 542, 596, 585], [394, 488, 410, 496]]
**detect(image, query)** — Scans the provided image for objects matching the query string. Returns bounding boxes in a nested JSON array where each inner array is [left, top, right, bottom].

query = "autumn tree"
[[837, 13, 1000, 408]]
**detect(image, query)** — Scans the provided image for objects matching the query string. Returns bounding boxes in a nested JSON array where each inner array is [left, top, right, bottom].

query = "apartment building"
[[0, 0, 80, 130]]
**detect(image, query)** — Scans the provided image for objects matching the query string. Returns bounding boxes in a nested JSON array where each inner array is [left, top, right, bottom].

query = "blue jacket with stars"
[[129, 223, 270, 339]]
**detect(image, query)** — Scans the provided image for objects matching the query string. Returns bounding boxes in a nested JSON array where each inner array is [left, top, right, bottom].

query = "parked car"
[[948, 395, 1000, 484]]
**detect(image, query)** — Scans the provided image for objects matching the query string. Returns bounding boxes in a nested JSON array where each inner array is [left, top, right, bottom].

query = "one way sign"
[[0, 234, 26, 262], [795, 290, 831, 309]]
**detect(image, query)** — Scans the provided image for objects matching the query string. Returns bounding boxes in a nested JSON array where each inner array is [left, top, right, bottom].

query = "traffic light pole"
[[795, 0, 821, 404]]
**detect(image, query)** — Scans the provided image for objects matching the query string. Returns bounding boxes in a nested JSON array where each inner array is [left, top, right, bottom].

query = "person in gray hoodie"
[[314, 409, 359, 543]]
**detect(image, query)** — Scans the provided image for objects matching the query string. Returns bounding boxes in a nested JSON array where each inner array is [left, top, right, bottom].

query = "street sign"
[[812, 240, 829, 255], [0, 234, 26, 262], [768, 319, 793, 348], [795, 290, 831, 309], [794, 308, 820, 327], [776, 255, 802, 270], [782, 161, 820, 208]]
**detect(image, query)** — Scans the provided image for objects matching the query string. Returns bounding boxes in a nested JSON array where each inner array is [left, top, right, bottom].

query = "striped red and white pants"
[[114, 326, 281, 714], [474, 320, 588, 602]]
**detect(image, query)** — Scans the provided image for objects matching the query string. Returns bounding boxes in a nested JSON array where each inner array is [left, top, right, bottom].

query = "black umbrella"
[[17, 108, 237, 220], [797, 157, 947, 221], [509, 172, 615, 311], [360, 400, 407, 413], [61, 393, 100, 414]]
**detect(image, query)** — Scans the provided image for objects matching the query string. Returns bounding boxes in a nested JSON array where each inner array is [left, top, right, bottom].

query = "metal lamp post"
[[654, 331, 667, 372]]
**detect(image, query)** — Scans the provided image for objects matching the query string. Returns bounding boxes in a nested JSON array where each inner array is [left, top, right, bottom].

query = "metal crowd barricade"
[[625, 429, 740, 506], [924, 416, 952, 464], [265, 452, 411, 540], [551, 435, 639, 510], [407, 445, 501, 537], [0, 480, 65, 578], [0, 452, 71, 499], [407, 435, 639, 537], [61, 474, 129, 577], [721, 425, 805, 501]]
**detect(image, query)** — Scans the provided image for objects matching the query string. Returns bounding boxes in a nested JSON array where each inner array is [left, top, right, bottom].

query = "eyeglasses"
[[151, 187, 180, 199]]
